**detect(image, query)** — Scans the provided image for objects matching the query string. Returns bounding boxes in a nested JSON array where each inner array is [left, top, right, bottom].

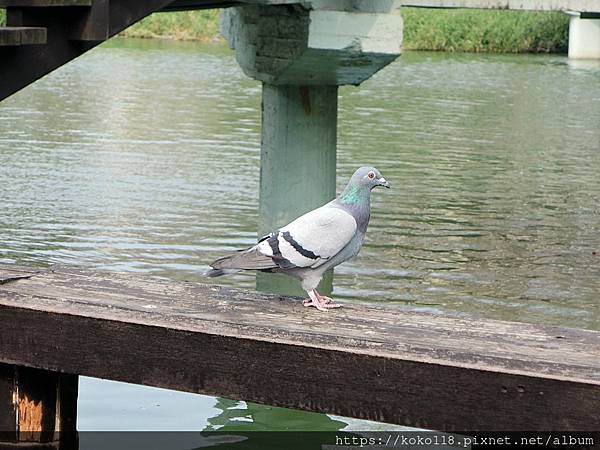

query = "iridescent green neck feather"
[[340, 184, 370, 206]]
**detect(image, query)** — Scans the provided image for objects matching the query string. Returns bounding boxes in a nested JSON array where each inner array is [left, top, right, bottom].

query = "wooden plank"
[[0, 0, 180, 101], [0, 363, 77, 444], [17, 367, 60, 442], [161, 0, 241, 11], [68, 0, 109, 41], [0, 0, 90, 6], [0, 269, 37, 284], [0, 27, 46, 46], [0, 266, 598, 431], [0, 365, 17, 438]]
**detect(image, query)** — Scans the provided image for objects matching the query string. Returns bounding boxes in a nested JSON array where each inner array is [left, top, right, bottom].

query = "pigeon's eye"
[[368, 171, 375, 179]]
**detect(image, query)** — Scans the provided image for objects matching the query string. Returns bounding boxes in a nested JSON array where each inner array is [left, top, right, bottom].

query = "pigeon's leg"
[[303, 290, 329, 312], [302, 290, 342, 310], [315, 291, 342, 309]]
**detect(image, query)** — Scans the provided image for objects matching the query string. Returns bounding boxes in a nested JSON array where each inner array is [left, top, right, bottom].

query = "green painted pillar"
[[256, 84, 337, 296]]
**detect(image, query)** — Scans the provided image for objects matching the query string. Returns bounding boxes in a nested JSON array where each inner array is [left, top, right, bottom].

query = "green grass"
[[402, 7, 569, 53], [121, 7, 569, 53], [1, 7, 570, 53], [1, 9, 5, 26], [119, 10, 221, 42]]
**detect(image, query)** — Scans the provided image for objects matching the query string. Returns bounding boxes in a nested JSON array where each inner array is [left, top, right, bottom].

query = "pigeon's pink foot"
[[303, 297, 330, 307], [303, 290, 342, 311], [316, 292, 342, 309]]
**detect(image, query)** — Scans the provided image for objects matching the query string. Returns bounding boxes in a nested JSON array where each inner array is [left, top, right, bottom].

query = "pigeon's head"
[[352, 166, 390, 190]]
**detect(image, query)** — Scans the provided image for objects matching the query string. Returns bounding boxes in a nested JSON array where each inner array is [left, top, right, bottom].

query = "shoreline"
[[1, 8, 570, 54], [119, 8, 569, 54]]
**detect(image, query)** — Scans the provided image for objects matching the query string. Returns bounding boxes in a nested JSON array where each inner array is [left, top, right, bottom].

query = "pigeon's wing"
[[256, 204, 357, 269], [209, 203, 357, 273]]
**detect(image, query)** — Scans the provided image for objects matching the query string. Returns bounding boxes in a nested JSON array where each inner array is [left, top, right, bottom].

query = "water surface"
[[1, 38, 599, 429]]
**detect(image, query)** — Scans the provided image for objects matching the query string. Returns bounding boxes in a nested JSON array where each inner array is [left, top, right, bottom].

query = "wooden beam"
[[161, 0, 240, 11], [0, 365, 17, 434], [0, 27, 46, 46], [68, 0, 109, 41], [0, 363, 77, 444], [0, 0, 90, 6], [0, 0, 188, 101], [0, 266, 599, 431]]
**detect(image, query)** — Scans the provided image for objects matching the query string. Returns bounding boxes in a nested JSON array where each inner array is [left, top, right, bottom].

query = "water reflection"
[[206, 398, 346, 431]]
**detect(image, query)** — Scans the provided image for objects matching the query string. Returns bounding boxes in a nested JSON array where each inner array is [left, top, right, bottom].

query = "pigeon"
[[206, 166, 390, 311]]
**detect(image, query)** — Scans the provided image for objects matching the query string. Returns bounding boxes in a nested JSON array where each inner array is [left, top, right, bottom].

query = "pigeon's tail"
[[205, 268, 241, 277], [206, 247, 277, 278]]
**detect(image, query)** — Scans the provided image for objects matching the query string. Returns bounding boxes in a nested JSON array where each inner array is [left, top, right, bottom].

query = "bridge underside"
[[1, 0, 600, 102], [0, 0, 239, 102], [162, 0, 238, 11]]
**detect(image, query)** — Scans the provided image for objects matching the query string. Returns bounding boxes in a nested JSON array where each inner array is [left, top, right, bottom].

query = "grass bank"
[[1, 7, 570, 53], [122, 7, 569, 53], [0, 9, 220, 42], [120, 10, 221, 42], [402, 8, 569, 53]]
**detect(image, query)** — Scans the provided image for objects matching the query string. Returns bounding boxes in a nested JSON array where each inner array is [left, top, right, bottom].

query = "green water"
[[1, 38, 599, 430]]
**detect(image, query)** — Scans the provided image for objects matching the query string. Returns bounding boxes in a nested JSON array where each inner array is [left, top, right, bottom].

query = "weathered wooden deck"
[[0, 265, 599, 434]]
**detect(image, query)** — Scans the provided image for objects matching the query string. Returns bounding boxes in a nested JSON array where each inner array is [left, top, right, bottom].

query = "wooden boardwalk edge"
[[0, 265, 598, 431]]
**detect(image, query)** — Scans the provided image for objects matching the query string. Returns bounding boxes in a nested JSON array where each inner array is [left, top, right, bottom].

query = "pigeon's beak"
[[378, 177, 390, 189]]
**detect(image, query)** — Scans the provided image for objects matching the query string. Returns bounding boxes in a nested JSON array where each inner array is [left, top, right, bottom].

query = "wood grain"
[[0, 0, 90, 6], [0, 266, 598, 431], [0, 363, 77, 443], [0, 365, 17, 436], [68, 0, 109, 41], [0, 27, 46, 46], [0, 0, 177, 101]]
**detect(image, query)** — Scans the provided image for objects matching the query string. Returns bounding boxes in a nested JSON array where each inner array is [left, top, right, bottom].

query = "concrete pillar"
[[222, 1, 403, 295], [258, 84, 337, 236], [257, 84, 337, 294], [569, 14, 600, 59]]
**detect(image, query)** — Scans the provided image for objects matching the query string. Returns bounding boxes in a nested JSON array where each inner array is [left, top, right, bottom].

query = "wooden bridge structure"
[[1, 0, 600, 446], [0, 0, 599, 102], [0, 266, 599, 446]]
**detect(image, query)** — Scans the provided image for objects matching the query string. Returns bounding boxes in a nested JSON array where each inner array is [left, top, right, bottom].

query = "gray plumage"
[[206, 166, 389, 310]]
